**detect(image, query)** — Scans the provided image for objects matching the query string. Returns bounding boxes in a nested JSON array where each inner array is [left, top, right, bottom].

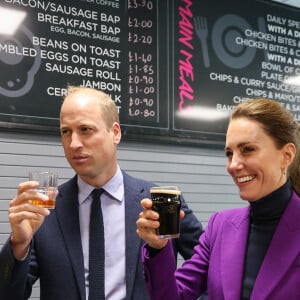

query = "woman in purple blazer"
[[137, 98, 300, 300]]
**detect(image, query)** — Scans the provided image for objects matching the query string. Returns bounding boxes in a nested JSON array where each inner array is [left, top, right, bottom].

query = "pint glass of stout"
[[28, 171, 58, 209], [150, 186, 181, 239]]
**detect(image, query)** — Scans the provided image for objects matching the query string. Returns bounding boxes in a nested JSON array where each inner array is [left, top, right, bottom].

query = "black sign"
[[0, 0, 299, 146]]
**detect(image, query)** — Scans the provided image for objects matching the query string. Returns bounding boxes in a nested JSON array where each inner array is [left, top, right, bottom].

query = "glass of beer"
[[28, 171, 58, 209], [150, 186, 182, 239]]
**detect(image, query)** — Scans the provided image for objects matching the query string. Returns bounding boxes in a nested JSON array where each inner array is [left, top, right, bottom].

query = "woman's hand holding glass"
[[136, 198, 185, 250]]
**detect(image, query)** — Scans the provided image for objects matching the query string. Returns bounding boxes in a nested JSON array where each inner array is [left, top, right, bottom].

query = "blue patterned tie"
[[89, 188, 105, 300]]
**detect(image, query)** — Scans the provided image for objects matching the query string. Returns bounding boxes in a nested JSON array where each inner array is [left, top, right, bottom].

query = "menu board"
[[0, 0, 299, 145], [172, 0, 300, 144]]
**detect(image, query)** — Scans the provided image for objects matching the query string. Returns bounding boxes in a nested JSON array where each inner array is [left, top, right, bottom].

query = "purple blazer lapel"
[[252, 192, 300, 299], [221, 206, 250, 300]]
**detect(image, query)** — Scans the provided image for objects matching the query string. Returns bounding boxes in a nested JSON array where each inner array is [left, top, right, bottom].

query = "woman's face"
[[225, 117, 292, 202]]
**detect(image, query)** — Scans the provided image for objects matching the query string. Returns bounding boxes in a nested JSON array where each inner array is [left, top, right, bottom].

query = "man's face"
[[59, 91, 121, 186]]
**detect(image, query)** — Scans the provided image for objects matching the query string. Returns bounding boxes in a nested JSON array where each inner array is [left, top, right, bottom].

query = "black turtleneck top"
[[240, 180, 291, 299]]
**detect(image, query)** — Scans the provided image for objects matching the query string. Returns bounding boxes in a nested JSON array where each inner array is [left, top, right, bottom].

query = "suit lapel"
[[221, 207, 250, 300], [123, 172, 151, 299], [55, 176, 86, 300], [251, 192, 300, 299]]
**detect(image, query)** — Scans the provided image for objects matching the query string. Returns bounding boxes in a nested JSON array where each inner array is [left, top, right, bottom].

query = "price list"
[[2, 0, 297, 145], [127, 0, 158, 123]]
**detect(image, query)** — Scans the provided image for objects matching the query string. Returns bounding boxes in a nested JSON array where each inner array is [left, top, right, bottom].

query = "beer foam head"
[[150, 187, 181, 195]]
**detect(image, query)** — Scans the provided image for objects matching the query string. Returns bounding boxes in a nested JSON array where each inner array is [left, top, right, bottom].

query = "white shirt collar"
[[77, 166, 124, 205]]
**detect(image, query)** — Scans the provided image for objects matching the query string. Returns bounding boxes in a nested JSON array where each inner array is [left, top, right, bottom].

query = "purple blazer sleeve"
[[142, 192, 300, 300], [142, 213, 216, 300]]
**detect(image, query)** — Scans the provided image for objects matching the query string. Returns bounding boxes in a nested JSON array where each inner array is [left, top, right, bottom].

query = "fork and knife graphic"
[[194, 16, 210, 68], [193, 16, 268, 69]]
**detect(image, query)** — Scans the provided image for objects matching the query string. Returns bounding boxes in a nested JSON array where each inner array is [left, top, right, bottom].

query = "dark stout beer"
[[150, 187, 181, 239]]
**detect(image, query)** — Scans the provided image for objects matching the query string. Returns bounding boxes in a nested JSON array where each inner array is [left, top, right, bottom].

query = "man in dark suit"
[[0, 86, 203, 299]]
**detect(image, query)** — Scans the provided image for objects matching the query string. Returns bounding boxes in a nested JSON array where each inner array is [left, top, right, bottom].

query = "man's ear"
[[112, 122, 121, 144]]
